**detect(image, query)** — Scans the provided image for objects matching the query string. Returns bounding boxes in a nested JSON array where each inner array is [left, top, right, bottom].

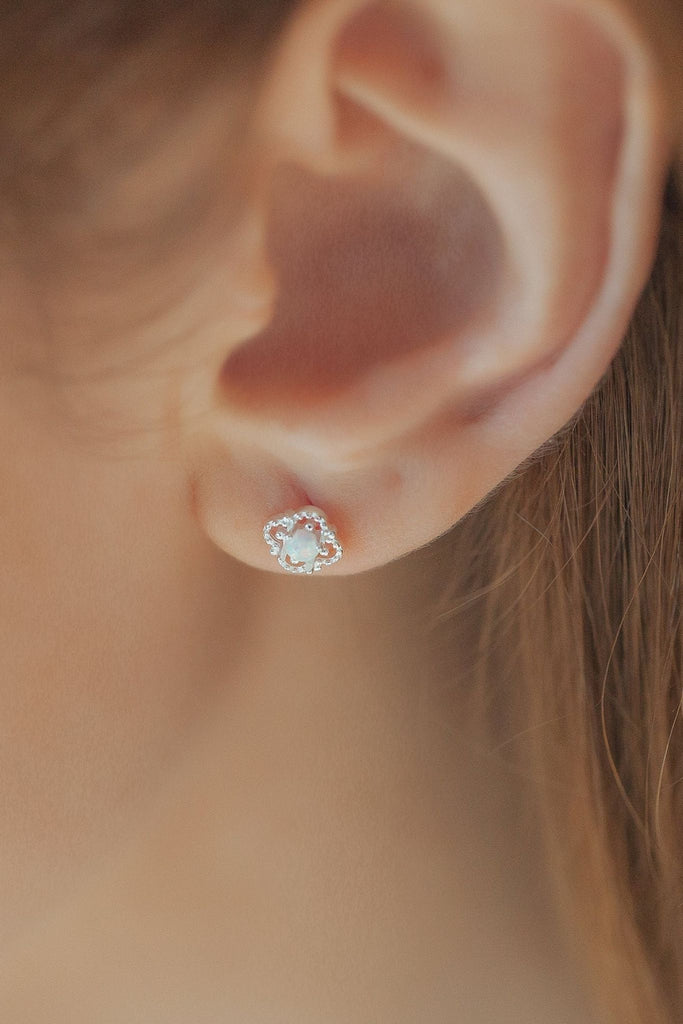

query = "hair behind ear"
[[442, 163, 683, 1024]]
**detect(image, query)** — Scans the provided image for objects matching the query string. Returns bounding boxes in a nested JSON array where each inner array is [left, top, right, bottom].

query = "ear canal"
[[218, 0, 664, 467]]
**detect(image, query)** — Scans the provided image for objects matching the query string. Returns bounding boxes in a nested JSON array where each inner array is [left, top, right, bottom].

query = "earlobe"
[[189, 0, 671, 576]]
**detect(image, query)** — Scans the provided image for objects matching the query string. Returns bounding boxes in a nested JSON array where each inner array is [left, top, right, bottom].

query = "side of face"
[[0, 0, 679, 950]]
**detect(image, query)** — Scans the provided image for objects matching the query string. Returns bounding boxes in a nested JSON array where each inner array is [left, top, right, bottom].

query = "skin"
[[0, 0, 679, 1018]]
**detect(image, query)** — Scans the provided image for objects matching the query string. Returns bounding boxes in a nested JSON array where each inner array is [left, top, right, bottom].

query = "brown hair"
[[447, 166, 682, 1023], [1, 2, 680, 1021]]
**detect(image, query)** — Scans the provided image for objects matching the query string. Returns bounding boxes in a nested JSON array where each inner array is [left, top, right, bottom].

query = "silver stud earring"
[[263, 505, 343, 575]]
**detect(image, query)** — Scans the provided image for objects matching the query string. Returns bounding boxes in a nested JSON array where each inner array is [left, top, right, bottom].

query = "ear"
[[186, 0, 672, 576]]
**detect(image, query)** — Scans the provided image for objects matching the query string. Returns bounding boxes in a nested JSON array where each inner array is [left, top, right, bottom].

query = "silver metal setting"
[[263, 505, 343, 575]]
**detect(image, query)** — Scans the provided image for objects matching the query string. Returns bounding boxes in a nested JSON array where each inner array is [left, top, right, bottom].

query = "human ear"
[[186, 0, 672, 576]]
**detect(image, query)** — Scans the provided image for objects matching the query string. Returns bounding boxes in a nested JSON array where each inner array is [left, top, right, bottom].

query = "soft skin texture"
[[0, 0, 679, 1019]]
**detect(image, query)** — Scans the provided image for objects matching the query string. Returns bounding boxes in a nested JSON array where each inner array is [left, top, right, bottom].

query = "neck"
[[0, 547, 594, 1022], [130, 553, 475, 865]]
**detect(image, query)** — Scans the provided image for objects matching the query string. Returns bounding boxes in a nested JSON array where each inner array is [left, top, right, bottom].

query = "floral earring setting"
[[263, 505, 343, 575]]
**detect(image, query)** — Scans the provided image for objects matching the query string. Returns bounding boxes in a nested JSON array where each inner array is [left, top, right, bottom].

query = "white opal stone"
[[282, 524, 320, 567]]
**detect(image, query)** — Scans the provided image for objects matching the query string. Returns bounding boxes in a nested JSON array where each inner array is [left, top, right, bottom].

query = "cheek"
[[0, 371, 227, 947], [5, 94, 264, 385]]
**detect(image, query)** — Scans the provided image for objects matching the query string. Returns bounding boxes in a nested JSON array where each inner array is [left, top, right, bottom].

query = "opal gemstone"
[[282, 523, 320, 568]]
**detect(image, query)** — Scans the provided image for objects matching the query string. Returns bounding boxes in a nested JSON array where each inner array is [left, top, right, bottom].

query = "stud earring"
[[263, 505, 343, 575]]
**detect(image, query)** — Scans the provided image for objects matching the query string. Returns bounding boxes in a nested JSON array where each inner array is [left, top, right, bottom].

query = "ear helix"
[[263, 505, 344, 575]]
